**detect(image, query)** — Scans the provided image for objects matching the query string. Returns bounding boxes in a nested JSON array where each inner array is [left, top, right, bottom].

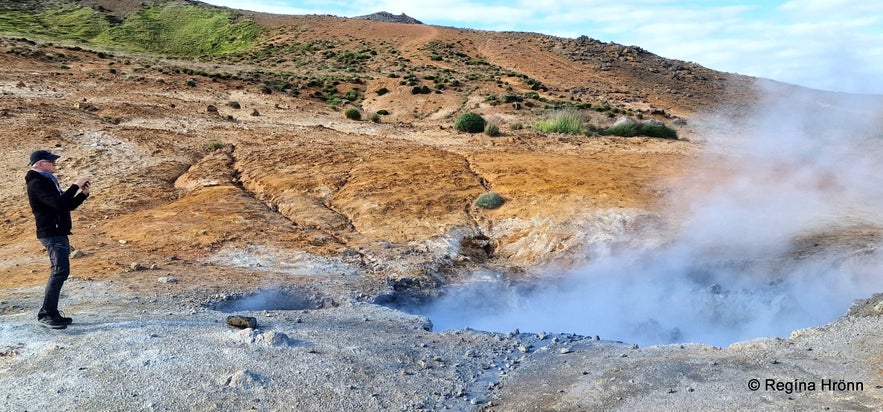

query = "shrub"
[[370, 113, 381, 123], [593, 102, 611, 112], [484, 122, 501, 137], [345, 88, 358, 101], [601, 122, 639, 137], [376, 87, 389, 96], [206, 141, 224, 151], [475, 192, 504, 209], [344, 108, 361, 120], [411, 85, 431, 94], [534, 110, 585, 134], [639, 122, 678, 139], [455, 112, 486, 133], [376, 109, 390, 115], [227, 101, 241, 109]]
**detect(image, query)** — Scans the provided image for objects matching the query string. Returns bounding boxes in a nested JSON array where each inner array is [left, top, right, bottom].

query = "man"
[[25, 150, 92, 330]]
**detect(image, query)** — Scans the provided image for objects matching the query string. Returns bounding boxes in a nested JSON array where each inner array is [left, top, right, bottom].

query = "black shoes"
[[37, 316, 68, 329], [56, 311, 73, 324], [37, 311, 73, 329]]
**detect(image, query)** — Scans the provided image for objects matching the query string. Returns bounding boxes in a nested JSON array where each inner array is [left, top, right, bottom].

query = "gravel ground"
[[1, 279, 881, 411]]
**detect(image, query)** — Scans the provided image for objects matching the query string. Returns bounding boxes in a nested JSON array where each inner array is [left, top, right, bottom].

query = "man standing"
[[25, 150, 91, 330]]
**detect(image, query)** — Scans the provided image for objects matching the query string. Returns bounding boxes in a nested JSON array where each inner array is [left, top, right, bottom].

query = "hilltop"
[[0, 1, 882, 410]]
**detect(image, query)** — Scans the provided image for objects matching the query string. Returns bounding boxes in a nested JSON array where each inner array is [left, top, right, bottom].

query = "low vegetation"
[[344, 107, 361, 120], [638, 122, 678, 139], [0, 1, 261, 57], [474, 192, 504, 209], [534, 109, 586, 134], [602, 119, 678, 139], [455, 112, 486, 133], [484, 122, 501, 137]]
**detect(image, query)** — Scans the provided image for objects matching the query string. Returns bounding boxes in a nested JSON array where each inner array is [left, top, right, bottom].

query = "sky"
[[201, 0, 883, 95]]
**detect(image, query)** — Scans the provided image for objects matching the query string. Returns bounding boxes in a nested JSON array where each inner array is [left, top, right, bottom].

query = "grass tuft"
[[534, 109, 585, 134]]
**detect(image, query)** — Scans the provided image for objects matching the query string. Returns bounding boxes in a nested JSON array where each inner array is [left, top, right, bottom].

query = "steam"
[[408, 80, 883, 347]]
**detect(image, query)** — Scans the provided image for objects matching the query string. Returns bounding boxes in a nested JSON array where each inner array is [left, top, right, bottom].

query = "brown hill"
[[0, 3, 733, 290], [1, 0, 879, 291], [2, 0, 880, 298]]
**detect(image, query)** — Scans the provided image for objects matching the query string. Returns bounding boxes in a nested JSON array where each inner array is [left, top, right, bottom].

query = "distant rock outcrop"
[[354, 11, 422, 24]]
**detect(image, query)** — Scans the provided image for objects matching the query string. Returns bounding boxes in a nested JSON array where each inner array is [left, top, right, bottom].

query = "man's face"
[[34, 159, 57, 172]]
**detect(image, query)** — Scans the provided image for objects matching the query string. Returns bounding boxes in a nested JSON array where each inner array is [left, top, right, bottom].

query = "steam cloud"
[[409, 80, 883, 347]]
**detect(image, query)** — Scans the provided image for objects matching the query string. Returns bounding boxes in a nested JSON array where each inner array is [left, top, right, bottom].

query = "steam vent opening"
[[392, 226, 883, 348], [389, 89, 883, 348], [211, 288, 325, 313]]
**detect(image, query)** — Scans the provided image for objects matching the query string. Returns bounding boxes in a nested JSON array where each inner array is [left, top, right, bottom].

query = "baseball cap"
[[29, 150, 61, 166]]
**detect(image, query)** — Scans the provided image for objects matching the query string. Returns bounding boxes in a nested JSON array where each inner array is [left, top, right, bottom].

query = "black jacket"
[[25, 170, 89, 238]]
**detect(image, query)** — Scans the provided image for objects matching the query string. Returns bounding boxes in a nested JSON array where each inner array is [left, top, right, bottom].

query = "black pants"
[[38, 236, 70, 319]]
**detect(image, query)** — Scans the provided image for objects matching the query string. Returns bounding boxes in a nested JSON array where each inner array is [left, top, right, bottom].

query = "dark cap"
[[29, 150, 61, 166]]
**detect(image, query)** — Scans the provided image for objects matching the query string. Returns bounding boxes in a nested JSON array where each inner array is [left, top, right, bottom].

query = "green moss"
[[0, 6, 109, 41], [98, 3, 261, 56], [0, 1, 262, 57]]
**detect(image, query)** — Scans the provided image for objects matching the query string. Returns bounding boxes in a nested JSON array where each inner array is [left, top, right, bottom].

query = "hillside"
[[1, 1, 882, 411]]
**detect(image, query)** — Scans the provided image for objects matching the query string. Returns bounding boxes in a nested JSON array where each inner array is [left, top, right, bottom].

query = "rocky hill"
[[1, 1, 882, 410], [355, 11, 423, 24]]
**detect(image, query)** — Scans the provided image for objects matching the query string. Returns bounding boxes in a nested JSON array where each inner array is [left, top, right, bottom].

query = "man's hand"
[[74, 177, 91, 194]]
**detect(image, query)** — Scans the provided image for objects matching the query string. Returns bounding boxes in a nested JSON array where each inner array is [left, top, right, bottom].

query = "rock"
[[157, 276, 178, 283], [75, 102, 98, 112], [237, 329, 295, 347], [220, 370, 265, 388], [130, 262, 146, 271], [226, 315, 258, 329], [71, 249, 85, 258]]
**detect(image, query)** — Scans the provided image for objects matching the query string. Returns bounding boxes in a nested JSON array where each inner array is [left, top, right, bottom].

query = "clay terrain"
[[1, 2, 883, 411]]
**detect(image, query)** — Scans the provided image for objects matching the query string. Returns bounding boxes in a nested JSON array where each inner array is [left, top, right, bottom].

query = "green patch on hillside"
[[0, 5, 110, 42], [0, 1, 262, 57], [98, 3, 261, 56]]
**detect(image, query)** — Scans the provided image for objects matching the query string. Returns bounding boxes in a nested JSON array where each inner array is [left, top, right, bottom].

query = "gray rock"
[[220, 370, 265, 388], [226, 315, 258, 329]]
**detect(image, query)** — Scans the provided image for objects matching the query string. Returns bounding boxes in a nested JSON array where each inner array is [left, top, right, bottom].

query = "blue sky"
[[202, 0, 883, 94]]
